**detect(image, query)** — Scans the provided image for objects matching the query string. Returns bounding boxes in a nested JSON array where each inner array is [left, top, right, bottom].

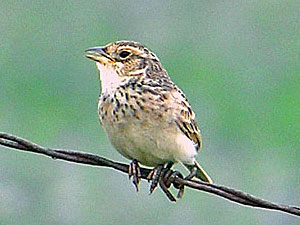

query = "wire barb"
[[0, 132, 299, 217]]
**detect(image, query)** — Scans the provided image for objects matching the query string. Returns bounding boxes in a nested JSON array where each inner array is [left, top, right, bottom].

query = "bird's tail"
[[184, 161, 213, 184]]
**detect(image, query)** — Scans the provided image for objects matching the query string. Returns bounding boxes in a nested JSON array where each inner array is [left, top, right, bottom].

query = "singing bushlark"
[[85, 41, 212, 192]]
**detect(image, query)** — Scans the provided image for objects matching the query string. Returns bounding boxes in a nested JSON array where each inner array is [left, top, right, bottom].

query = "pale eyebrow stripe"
[[118, 46, 144, 54]]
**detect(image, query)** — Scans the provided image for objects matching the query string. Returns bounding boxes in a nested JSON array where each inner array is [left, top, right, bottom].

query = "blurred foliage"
[[0, 1, 299, 224]]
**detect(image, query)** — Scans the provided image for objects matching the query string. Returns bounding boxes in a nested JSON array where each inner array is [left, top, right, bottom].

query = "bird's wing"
[[137, 78, 202, 151], [170, 87, 202, 151]]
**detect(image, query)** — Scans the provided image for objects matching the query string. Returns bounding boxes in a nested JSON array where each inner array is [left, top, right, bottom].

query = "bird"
[[85, 40, 212, 193]]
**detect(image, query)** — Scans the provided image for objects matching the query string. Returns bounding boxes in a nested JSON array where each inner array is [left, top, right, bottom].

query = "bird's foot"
[[167, 168, 197, 199], [147, 165, 164, 194], [159, 163, 186, 201], [129, 161, 186, 201], [146, 162, 187, 201], [158, 163, 177, 201], [128, 159, 141, 192], [167, 167, 197, 198]]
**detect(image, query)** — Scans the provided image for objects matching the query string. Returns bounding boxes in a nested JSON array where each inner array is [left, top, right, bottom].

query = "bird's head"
[[85, 41, 162, 78], [85, 41, 167, 92]]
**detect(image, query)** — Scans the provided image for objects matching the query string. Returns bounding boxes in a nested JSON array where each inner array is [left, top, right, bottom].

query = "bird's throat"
[[96, 62, 126, 94]]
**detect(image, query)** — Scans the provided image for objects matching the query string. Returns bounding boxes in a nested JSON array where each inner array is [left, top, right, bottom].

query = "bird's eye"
[[119, 51, 131, 59]]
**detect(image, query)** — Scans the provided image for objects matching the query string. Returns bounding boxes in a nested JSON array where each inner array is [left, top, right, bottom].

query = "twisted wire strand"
[[0, 132, 299, 217]]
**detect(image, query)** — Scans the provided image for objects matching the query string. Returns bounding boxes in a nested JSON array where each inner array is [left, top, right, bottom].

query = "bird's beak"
[[85, 46, 113, 63]]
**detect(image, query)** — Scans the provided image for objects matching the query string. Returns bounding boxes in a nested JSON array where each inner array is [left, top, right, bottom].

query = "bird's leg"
[[158, 162, 177, 202], [163, 166, 198, 199], [128, 159, 141, 191], [147, 165, 164, 194], [151, 162, 181, 202], [185, 166, 197, 180], [168, 171, 185, 199], [147, 162, 187, 201]]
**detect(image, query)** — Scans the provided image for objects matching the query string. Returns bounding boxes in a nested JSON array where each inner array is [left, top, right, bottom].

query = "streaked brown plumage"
[[85, 41, 212, 189]]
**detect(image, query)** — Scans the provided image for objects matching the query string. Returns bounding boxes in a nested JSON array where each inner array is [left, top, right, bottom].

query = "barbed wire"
[[0, 132, 299, 217]]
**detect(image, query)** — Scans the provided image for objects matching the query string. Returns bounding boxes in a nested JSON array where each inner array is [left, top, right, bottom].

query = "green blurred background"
[[1, 1, 299, 224]]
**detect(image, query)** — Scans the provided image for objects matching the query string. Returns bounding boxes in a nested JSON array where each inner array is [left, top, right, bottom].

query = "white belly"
[[102, 117, 197, 167]]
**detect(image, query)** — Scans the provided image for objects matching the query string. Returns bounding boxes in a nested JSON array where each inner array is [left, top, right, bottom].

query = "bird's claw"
[[159, 167, 176, 201], [129, 161, 186, 201], [147, 165, 163, 194], [128, 159, 141, 191], [152, 162, 185, 202]]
